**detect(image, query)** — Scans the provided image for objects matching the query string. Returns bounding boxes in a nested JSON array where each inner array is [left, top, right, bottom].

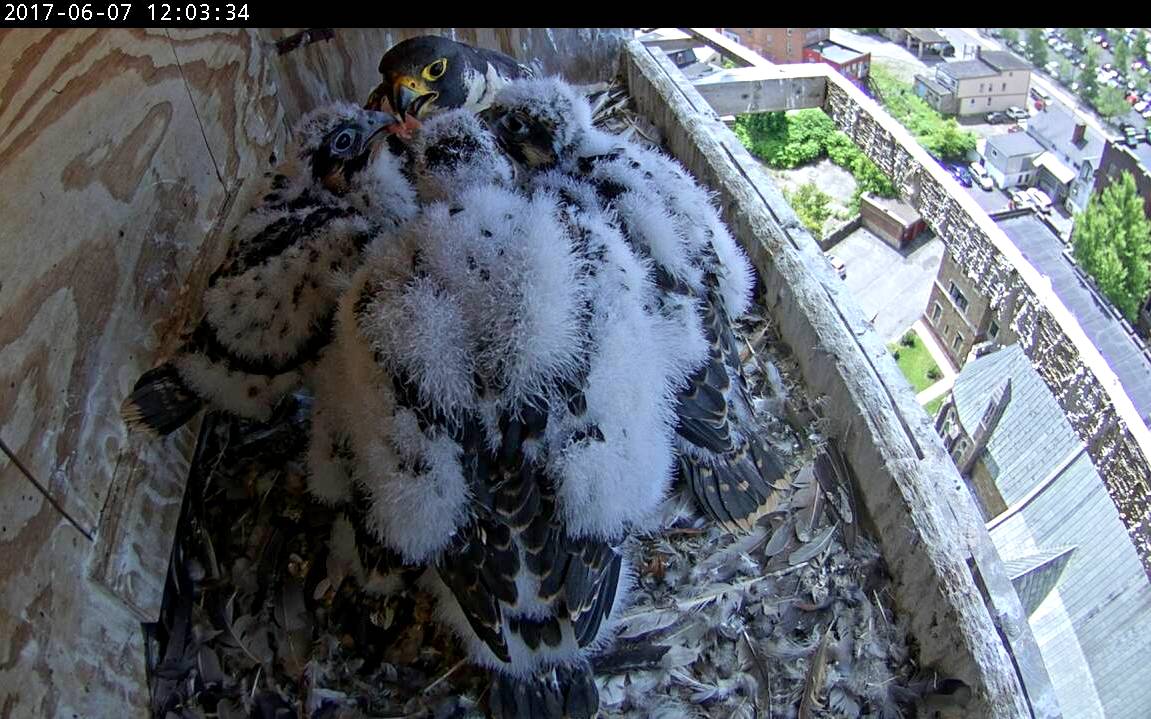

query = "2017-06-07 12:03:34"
[[1, 2, 249, 22]]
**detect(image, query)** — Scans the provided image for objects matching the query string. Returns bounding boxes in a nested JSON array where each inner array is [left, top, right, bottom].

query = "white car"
[[825, 253, 846, 279], [969, 162, 995, 191], [1006, 106, 1029, 121], [1025, 187, 1054, 212], [1009, 188, 1036, 211]]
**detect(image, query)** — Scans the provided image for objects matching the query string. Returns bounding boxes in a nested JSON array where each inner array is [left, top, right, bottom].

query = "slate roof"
[[952, 345, 1080, 504], [996, 214, 1151, 426], [954, 344, 1151, 718]]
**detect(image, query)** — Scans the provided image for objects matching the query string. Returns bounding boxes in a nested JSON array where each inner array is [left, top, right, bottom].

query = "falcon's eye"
[[424, 59, 447, 81], [332, 129, 357, 154]]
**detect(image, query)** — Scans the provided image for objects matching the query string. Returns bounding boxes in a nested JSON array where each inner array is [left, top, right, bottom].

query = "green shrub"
[[927, 367, 942, 381], [784, 182, 833, 239], [900, 332, 916, 348]]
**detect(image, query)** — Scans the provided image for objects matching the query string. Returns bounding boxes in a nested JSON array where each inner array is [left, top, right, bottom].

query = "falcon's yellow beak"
[[389, 74, 439, 119]]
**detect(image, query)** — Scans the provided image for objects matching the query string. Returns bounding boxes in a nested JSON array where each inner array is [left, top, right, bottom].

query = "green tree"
[[1114, 37, 1130, 73], [1026, 28, 1048, 67], [1134, 72, 1150, 95], [1073, 172, 1151, 321], [1079, 46, 1100, 103], [785, 182, 833, 239], [1134, 31, 1148, 64], [1001, 28, 1020, 46], [922, 117, 979, 160], [1059, 58, 1075, 84], [1094, 85, 1131, 117], [1066, 27, 1086, 51]]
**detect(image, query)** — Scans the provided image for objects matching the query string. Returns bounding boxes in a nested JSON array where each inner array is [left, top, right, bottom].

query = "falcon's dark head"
[[294, 102, 397, 197], [486, 78, 591, 170], [367, 35, 531, 120]]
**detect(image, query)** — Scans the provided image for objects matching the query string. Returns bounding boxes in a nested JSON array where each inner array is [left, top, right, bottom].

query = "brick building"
[[803, 40, 871, 84], [722, 27, 829, 63]]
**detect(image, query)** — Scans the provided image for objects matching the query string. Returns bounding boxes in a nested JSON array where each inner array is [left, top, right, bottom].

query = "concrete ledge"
[[624, 40, 1045, 718]]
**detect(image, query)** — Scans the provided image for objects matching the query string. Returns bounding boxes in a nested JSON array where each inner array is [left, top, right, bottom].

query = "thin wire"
[[0, 434, 94, 541]]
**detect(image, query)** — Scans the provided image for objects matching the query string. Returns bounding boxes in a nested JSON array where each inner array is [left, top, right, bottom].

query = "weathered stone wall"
[[626, 43, 1048, 718], [823, 79, 1151, 576]]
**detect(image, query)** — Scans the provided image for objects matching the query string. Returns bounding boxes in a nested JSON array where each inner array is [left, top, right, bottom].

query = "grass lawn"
[[887, 331, 942, 394], [923, 395, 944, 418]]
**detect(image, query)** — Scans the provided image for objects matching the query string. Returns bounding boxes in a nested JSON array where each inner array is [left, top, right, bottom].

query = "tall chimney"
[[1072, 122, 1087, 145]]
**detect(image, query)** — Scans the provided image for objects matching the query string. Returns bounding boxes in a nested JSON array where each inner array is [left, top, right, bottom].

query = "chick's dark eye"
[[332, 129, 356, 153]]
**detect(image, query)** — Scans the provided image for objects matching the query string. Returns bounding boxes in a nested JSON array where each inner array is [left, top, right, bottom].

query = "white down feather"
[[411, 109, 514, 202]]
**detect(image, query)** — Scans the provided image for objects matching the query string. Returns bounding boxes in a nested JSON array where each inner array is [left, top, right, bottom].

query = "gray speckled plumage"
[[122, 102, 416, 436], [307, 116, 710, 717], [488, 77, 788, 532]]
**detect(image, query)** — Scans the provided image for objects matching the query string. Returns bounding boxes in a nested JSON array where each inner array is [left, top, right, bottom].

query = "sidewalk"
[[917, 374, 955, 404]]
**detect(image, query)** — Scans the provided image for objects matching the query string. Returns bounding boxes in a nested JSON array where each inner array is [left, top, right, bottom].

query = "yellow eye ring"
[[423, 59, 447, 81]]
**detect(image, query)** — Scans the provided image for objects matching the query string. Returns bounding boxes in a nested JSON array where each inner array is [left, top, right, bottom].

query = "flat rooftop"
[[807, 40, 867, 65], [997, 214, 1151, 426]]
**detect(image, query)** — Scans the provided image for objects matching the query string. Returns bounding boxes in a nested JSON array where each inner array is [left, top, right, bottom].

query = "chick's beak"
[[364, 110, 397, 145]]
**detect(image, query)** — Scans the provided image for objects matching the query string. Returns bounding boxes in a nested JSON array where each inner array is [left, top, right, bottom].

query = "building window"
[[948, 281, 969, 313], [952, 332, 964, 351], [970, 98, 976, 106], [1002, 82, 1006, 91], [987, 97, 992, 105], [932, 302, 943, 322], [989, 320, 1000, 339], [979, 83, 984, 92]]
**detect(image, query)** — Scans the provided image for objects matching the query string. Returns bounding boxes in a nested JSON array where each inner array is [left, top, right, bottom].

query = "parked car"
[[969, 162, 995, 191], [1006, 106, 1029, 121], [1030, 87, 1052, 103], [825, 253, 847, 279], [986, 111, 1011, 124], [1025, 187, 1054, 213], [949, 165, 973, 187], [1008, 188, 1035, 211]]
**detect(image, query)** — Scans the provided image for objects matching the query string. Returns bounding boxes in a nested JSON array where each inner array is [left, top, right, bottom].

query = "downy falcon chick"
[[307, 110, 702, 719], [121, 103, 417, 435], [487, 77, 788, 533]]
